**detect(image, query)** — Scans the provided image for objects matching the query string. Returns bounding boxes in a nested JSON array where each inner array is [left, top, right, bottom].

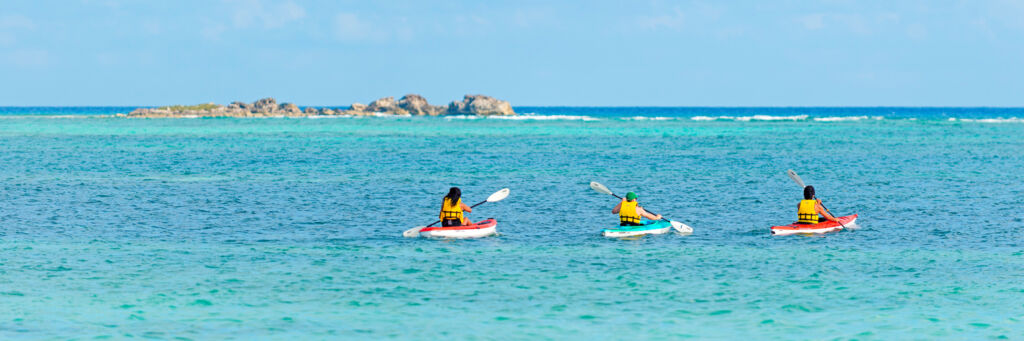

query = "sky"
[[1, 0, 1023, 106]]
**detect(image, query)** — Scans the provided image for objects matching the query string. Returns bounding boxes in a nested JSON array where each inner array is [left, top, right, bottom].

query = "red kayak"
[[418, 219, 498, 239], [771, 214, 857, 236]]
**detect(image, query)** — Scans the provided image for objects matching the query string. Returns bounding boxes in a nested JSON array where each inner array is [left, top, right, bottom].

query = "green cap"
[[625, 192, 638, 200]]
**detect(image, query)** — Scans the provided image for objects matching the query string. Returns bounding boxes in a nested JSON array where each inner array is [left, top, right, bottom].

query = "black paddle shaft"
[[426, 199, 489, 227]]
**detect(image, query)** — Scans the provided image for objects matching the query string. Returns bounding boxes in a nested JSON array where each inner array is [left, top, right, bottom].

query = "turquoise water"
[[1, 108, 1023, 339]]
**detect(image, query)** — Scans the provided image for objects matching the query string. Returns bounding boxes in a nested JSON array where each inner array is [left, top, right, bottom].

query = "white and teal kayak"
[[602, 220, 692, 237]]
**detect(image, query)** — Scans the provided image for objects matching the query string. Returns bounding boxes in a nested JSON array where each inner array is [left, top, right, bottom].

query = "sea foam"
[[813, 116, 884, 122], [690, 115, 809, 121], [445, 114, 602, 121], [949, 117, 1024, 123], [622, 116, 675, 121]]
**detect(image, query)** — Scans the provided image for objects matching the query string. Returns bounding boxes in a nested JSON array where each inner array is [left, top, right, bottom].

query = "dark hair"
[[445, 187, 461, 204], [803, 186, 815, 200]]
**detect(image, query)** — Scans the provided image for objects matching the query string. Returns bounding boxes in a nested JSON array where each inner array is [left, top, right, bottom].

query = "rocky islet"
[[127, 94, 515, 118]]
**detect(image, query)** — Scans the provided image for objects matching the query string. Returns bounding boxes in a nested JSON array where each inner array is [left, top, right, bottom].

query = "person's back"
[[612, 192, 661, 226], [797, 185, 837, 223], [439, 187, 472, 226], [797, 198, 819, 224], [619, 198, 642, 226]]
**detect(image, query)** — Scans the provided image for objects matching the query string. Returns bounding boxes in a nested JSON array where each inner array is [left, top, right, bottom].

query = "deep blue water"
[[0, 107, 1022, 339]]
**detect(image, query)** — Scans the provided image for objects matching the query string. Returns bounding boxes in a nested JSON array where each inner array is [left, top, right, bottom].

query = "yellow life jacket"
[[620, 200, 641, 225], [798, 199, 819, 224], [439, 197, 464, 221]]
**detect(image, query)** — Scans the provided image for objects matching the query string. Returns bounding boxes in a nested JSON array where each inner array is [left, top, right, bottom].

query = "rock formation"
[[365, 97, 398, 113], [398, 94, 445, 116], [127, 94, 515, 118], [447, 95, 515, 116]]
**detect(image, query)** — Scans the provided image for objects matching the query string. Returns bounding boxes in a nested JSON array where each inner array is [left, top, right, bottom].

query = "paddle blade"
[[403, 226, 425, 238], [486, 188, 510, 203], [786, 169, 806, 188], [590, 182, 613, 196], [670, 221, 694, 235]]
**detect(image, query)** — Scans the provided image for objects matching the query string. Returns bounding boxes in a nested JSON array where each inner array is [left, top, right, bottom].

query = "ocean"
[[1, 106, 1022, 339]]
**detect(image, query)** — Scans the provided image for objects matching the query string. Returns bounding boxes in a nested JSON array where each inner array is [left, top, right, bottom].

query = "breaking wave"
[[690, 115, 809, 121], [444, 114, 602, 121], [812, 116, 884, 122], [948, 117, 1024, 123]]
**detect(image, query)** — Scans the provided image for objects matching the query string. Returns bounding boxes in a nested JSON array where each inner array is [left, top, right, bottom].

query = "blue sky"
[[1, 0, 1022, 106]]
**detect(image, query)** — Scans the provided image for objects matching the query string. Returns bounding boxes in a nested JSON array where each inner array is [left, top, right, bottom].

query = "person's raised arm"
[[815, 199, 837, 222], [612, 200, 623, 214], [637, 206, 662, 221], [461, 201, 472, 213]]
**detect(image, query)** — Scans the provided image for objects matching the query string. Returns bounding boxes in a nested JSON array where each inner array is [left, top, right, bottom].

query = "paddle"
[[403, 188, 510, 238], [786, 170, 846, 229], [589, 182, 692, 234]]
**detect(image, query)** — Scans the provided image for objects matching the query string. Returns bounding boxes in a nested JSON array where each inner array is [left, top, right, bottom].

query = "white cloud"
[[94, 52, 116, 65], [3, 49, 52, 67], [227, 0, 306, 29], [906, 23, 927, 39], [633, 2, 724, 32], [333, 12, 374, 41], [450, 14, 491, 36], [841, 14, 870, 35], [854, 70, 877, 81], [512, 7, 555, 28], [970, 18, 996, 40], [80, 0, 122, 9], [877, 12, 900, 23], [0, 15, 36, 30], [142, 21, 162, 35], [332, 12, 413, 42], [990, 0, 1024, 31], [795, 12, 902, 35], [637, 7, 685, 31], [800, 14, 825, 30], [716, 25, 745, 39], [274, 2, 306, 27], [393, 17, 414, 41], [201, 22, 227, 41], [0, 32, 14, 47], [197, 0, 305, 41], [0, 15, 36, 47]]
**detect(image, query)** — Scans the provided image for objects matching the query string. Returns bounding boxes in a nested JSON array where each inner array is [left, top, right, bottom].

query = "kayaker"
[[612, 192, 662, 226], [439, 187, 473, 227], [797, 186, 839, 224]]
